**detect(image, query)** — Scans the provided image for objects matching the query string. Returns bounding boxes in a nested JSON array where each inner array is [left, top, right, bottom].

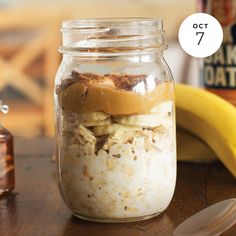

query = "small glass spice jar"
[[0, 100, 14, 194]]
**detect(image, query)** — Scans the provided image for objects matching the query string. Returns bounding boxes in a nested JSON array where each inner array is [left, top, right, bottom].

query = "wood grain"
[[0, 138, 236, 236]]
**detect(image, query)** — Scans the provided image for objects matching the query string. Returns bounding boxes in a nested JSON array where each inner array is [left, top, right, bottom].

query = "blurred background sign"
[[0, 0, 195, 137]]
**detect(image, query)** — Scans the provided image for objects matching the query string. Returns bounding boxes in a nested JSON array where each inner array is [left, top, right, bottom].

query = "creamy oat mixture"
[[56, 71, 176, 219]]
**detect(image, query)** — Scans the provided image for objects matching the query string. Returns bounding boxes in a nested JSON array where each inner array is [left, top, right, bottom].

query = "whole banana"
[[176, 83, 236, 177]]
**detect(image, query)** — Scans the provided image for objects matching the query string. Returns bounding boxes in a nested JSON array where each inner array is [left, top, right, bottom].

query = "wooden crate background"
[[0, 8, 63, 137]]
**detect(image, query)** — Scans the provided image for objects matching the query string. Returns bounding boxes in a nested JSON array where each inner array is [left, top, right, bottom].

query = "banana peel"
[[177, 127, 217, 162], [176, 83, 236, 177]]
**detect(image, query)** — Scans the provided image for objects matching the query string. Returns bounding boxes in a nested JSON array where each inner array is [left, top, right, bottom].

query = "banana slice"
[[92, 123, 141, 136], [113, 113, 166, 128], [149, 101, 173, 114], [81, 118, 111, 127], [80, 111, 110, 122]]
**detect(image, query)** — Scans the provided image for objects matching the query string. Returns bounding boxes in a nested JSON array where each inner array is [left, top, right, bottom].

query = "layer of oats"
[[58, 101, 176, 218]]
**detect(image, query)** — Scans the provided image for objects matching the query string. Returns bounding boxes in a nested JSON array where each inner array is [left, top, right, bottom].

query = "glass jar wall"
[[55, 18, 176, 222]]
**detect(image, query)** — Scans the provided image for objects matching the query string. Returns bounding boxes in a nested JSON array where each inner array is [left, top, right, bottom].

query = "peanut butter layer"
[[58, 71, 174, 115]]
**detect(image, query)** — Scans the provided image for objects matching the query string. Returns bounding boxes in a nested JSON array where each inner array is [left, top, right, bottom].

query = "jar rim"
[[61, 17, 163, 31], [60, 17, 166, 56]]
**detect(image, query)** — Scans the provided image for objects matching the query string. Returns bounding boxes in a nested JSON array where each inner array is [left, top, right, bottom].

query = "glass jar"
[[55, 18, 176, 222], [0, 101, 14, 194]]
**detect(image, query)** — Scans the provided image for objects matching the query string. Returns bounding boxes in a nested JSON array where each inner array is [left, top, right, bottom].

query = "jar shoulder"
[[55, 55, 174, 86]]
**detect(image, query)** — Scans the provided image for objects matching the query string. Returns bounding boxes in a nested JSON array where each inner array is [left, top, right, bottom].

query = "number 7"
[[196, 32, 204, 45]]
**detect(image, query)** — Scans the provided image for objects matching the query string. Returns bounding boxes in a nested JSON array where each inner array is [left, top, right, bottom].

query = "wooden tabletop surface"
[[1, 137, 236, 236]]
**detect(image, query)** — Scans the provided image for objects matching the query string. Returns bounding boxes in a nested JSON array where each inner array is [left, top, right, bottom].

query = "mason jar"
[[55, 18, 176, 223]]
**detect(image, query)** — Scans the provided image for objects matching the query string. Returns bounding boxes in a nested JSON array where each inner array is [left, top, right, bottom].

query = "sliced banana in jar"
[[113, 113, 166, 128], [149, 101, 173, 114], [80, 111, 110, 122], [80, 118, 111, 127], [92, 123, 141, 136]]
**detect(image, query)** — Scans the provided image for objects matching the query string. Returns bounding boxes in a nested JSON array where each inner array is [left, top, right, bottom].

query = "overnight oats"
[[55, 18, 176, 222]]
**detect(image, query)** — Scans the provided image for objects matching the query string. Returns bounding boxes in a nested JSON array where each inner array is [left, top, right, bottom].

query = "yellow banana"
[[176, 83, 236, 177], [177, 128, 217, 162]]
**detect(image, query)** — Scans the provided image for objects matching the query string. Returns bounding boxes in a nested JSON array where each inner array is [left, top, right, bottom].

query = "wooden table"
[[1, 138, 236, 236]]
